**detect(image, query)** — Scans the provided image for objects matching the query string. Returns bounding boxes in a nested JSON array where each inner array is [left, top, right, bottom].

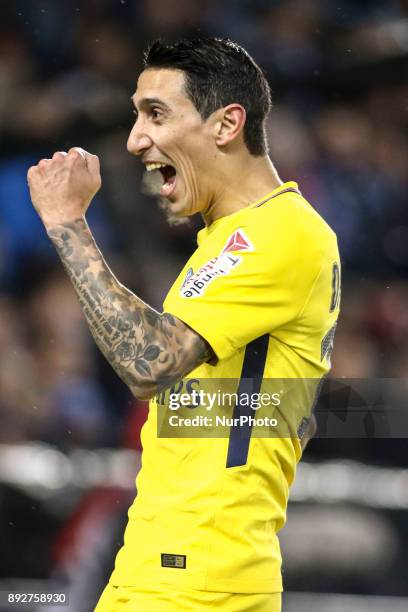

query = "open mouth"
[[159, 165, 176, 198], [145, 162, 177, 198]]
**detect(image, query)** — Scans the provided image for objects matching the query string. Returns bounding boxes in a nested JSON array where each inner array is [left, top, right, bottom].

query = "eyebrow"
[[132, 96, 171, 112]]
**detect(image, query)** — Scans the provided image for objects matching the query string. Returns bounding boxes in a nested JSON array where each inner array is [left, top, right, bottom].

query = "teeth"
[[145, 162, 167, 172]]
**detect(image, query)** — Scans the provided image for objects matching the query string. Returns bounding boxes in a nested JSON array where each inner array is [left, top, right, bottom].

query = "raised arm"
[[27, 148, 213, 399]]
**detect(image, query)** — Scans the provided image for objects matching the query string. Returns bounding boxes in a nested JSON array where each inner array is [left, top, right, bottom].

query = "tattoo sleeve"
[[47, 218, 213, 399]]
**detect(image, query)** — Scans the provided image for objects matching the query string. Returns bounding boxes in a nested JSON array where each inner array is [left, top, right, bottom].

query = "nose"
[[127, 121, 153, 156]]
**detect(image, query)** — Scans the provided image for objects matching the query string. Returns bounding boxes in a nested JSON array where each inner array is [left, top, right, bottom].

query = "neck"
[[202, 155, 283, 226]]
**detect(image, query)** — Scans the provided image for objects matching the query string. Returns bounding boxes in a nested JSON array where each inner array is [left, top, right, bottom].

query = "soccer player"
[[28, 38, 340, 612]]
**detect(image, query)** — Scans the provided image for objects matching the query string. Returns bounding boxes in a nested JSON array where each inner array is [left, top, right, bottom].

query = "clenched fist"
[[27, 147, 101, 229]]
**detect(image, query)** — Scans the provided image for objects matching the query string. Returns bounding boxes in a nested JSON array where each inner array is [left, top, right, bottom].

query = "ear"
[[214, 104, 246, 148]]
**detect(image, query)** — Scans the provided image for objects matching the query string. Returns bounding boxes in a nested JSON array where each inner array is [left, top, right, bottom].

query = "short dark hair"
[[143, 37, 272, 156]]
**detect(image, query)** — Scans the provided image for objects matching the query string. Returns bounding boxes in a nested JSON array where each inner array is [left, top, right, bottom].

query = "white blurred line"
[[0, 444, 408, 509], [291, 460, 408, 509], [0, 444, 139, 497]]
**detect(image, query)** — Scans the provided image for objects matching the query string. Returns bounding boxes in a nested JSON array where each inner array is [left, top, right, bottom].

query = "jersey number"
[[330, 262, 341, 312]]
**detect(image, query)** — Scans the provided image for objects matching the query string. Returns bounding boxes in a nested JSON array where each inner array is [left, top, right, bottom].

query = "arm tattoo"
[[47, 218, 213, 398]]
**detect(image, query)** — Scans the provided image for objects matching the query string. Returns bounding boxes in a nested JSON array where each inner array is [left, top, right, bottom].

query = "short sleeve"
[[164, 207, 321, 361]]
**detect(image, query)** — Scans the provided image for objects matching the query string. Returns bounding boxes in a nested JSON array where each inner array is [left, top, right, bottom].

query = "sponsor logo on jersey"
[[180, 230, 253, 298], [181, 267, 194, 289]]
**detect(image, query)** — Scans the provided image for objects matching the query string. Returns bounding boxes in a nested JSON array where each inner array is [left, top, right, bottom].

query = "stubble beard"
[[142, 169, 189, 227], [158, 197, 190, 227]]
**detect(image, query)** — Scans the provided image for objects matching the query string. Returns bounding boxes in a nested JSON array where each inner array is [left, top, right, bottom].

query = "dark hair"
[[143, 37, 272, 156]]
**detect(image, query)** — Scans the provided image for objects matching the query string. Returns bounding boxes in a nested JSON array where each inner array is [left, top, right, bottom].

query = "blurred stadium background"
[[0, 0, 407, 610]]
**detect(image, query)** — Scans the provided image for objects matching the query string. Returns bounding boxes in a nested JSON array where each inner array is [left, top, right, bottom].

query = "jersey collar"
[[197, 181, 300, 245]]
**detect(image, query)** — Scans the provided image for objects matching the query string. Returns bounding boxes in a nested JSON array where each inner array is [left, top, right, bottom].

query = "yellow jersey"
[[110, 181, 341, 593]]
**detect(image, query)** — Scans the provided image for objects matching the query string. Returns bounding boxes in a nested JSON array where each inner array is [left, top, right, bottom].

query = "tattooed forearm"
[[47, 218, 213, 398]]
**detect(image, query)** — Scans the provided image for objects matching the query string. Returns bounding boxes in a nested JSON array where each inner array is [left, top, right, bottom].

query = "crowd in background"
[[0, 0, 407, 453], [0, 0, 407, 601]]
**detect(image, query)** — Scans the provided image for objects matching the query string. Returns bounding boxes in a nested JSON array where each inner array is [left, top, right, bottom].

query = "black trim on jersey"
[[226, 334, 269, 468], [254, 187, 301, 208]]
